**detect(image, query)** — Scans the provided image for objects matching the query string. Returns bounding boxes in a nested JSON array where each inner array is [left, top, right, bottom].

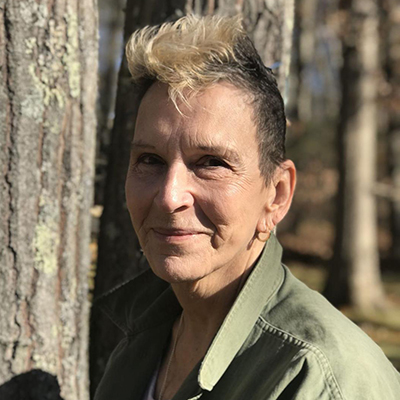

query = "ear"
[[259, 160, 296, 231]]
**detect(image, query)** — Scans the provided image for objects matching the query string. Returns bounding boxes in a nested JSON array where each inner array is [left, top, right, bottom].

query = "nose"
[[154, 163, 194, 213]]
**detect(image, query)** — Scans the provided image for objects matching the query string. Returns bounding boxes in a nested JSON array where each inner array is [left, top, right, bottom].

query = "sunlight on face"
[[125, 82, 275, 284]]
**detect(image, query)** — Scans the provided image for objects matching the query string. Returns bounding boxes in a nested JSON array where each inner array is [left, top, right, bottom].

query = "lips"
[[152, 227, 202, 236], [151, 227, 210, 244]]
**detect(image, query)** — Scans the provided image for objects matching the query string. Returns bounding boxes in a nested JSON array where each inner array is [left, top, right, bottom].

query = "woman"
[[94, 15, 400, 400]]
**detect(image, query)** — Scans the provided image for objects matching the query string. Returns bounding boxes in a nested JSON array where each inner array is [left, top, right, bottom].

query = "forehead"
[[135, 82, 257, 147]]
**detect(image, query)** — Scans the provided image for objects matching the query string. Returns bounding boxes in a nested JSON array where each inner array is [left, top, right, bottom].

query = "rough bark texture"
[[0, 1, 98, 399], [324, 0, 385, 309], [91, 0, 294, 396]]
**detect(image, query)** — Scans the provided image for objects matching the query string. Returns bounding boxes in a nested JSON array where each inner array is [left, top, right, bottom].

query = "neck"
[[154, 241, 266, 400], [171, 240, 265, 341]]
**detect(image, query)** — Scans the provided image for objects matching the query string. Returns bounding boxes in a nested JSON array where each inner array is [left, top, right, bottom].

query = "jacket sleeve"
[[275, 347, 400, 400]]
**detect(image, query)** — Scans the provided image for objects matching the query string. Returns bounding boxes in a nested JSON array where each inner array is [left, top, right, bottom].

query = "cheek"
[[200, 190, 230, 224], [125, 177, 152, 229], [200, 188, 248, 237], [204, 184, 266, 235], [125, 177, 136, 211]]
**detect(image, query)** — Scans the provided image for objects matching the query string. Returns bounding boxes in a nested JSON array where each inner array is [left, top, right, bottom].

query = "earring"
[[256, 231, 270, 242]]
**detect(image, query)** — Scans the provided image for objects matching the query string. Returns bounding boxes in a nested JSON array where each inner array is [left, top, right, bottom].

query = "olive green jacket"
[[94, 235, 400, 400]]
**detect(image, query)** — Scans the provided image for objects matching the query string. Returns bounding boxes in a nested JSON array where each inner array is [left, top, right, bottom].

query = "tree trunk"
[[324, 0, 385, 309], [95, 0, 126, 206], [0, 1, 98, 399], [286, 0, 301, 122], [91, 0, 294, 395], [297, 0, 318, 122], [383, 0, 400, 260]]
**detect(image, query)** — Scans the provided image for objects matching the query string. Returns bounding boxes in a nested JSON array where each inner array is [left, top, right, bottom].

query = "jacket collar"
[[198, 234, 284, 390], [95, 234, 284, 393], [94, 267, 181, 336]]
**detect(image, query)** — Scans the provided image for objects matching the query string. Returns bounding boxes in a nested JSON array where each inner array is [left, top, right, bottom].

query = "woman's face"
[[126, 82, 276, 284]]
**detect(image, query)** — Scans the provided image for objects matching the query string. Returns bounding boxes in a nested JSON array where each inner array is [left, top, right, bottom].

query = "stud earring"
[[256, 231, 270, 242]]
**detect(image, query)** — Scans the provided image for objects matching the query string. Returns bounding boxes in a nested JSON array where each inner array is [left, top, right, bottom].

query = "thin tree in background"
[[383, 0, 400, 262], [0, 1, 98, 399], [297, 0, 318, 122], [96, 0, 126, 206], [324, 0, 385, 309], [90, 0, 294, 395]]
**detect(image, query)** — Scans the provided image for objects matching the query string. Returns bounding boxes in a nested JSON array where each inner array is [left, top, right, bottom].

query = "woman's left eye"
[[198, 156, 229, 168]]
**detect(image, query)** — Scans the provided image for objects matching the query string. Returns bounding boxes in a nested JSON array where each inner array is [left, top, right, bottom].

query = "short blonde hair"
[[126, 15, 244, 106], [125, 15, 286, 182]]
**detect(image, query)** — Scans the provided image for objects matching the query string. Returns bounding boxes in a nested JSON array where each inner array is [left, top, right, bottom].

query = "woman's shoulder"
[[254, 266, 400, 399]]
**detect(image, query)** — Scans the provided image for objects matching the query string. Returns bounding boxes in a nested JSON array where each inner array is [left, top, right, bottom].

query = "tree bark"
[[91, 0, 294, 395], [296, 0, 317, 121], [95, 0, 126, 206], [286, 0, 301, 122], [0, 1, 98, 399], [383, 0, 400, 260], [324, 0, 385, 309]]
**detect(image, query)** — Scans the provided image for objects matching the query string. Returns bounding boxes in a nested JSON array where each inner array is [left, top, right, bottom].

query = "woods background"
[[0, 0, 399, 399]]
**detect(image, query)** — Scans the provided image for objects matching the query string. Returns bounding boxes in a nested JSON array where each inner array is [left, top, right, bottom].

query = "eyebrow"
[[130, 140, 156, 150], [197, 144, 241, 164], [131, 140, 241, 163]]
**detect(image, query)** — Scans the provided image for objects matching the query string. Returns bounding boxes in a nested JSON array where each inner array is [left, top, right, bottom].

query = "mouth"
[[152, 227, 206, 243]]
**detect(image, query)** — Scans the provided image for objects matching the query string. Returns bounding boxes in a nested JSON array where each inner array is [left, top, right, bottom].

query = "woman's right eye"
[[137, 154, 164, 165]]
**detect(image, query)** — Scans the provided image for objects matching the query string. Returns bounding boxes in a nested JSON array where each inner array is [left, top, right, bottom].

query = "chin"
[[147, 253, 212, 284]]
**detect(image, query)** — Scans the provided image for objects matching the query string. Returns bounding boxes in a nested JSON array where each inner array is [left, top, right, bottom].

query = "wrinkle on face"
[[126, 81, 274, 285]]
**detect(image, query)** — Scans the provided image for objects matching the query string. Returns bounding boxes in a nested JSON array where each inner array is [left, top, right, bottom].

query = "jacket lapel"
[[197, 234, 284, 391], [95, 235, 284, 399]]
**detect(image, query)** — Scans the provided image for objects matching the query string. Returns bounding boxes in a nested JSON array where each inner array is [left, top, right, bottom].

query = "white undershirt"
[[142, 367, 158, 400], [142, 364, 170, 400]]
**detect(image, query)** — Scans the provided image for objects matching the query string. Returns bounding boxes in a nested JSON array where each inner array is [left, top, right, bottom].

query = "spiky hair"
[[125, 14, 286, 182], [126, 15, 245, 106]]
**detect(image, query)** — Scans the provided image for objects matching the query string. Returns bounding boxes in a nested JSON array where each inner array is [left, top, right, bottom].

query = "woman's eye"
[[137, 154, 164, 165], [199, 156, 229, 168]]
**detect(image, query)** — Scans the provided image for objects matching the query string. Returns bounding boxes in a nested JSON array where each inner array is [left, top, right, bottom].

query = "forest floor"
[[284, 260, 400, 371]]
